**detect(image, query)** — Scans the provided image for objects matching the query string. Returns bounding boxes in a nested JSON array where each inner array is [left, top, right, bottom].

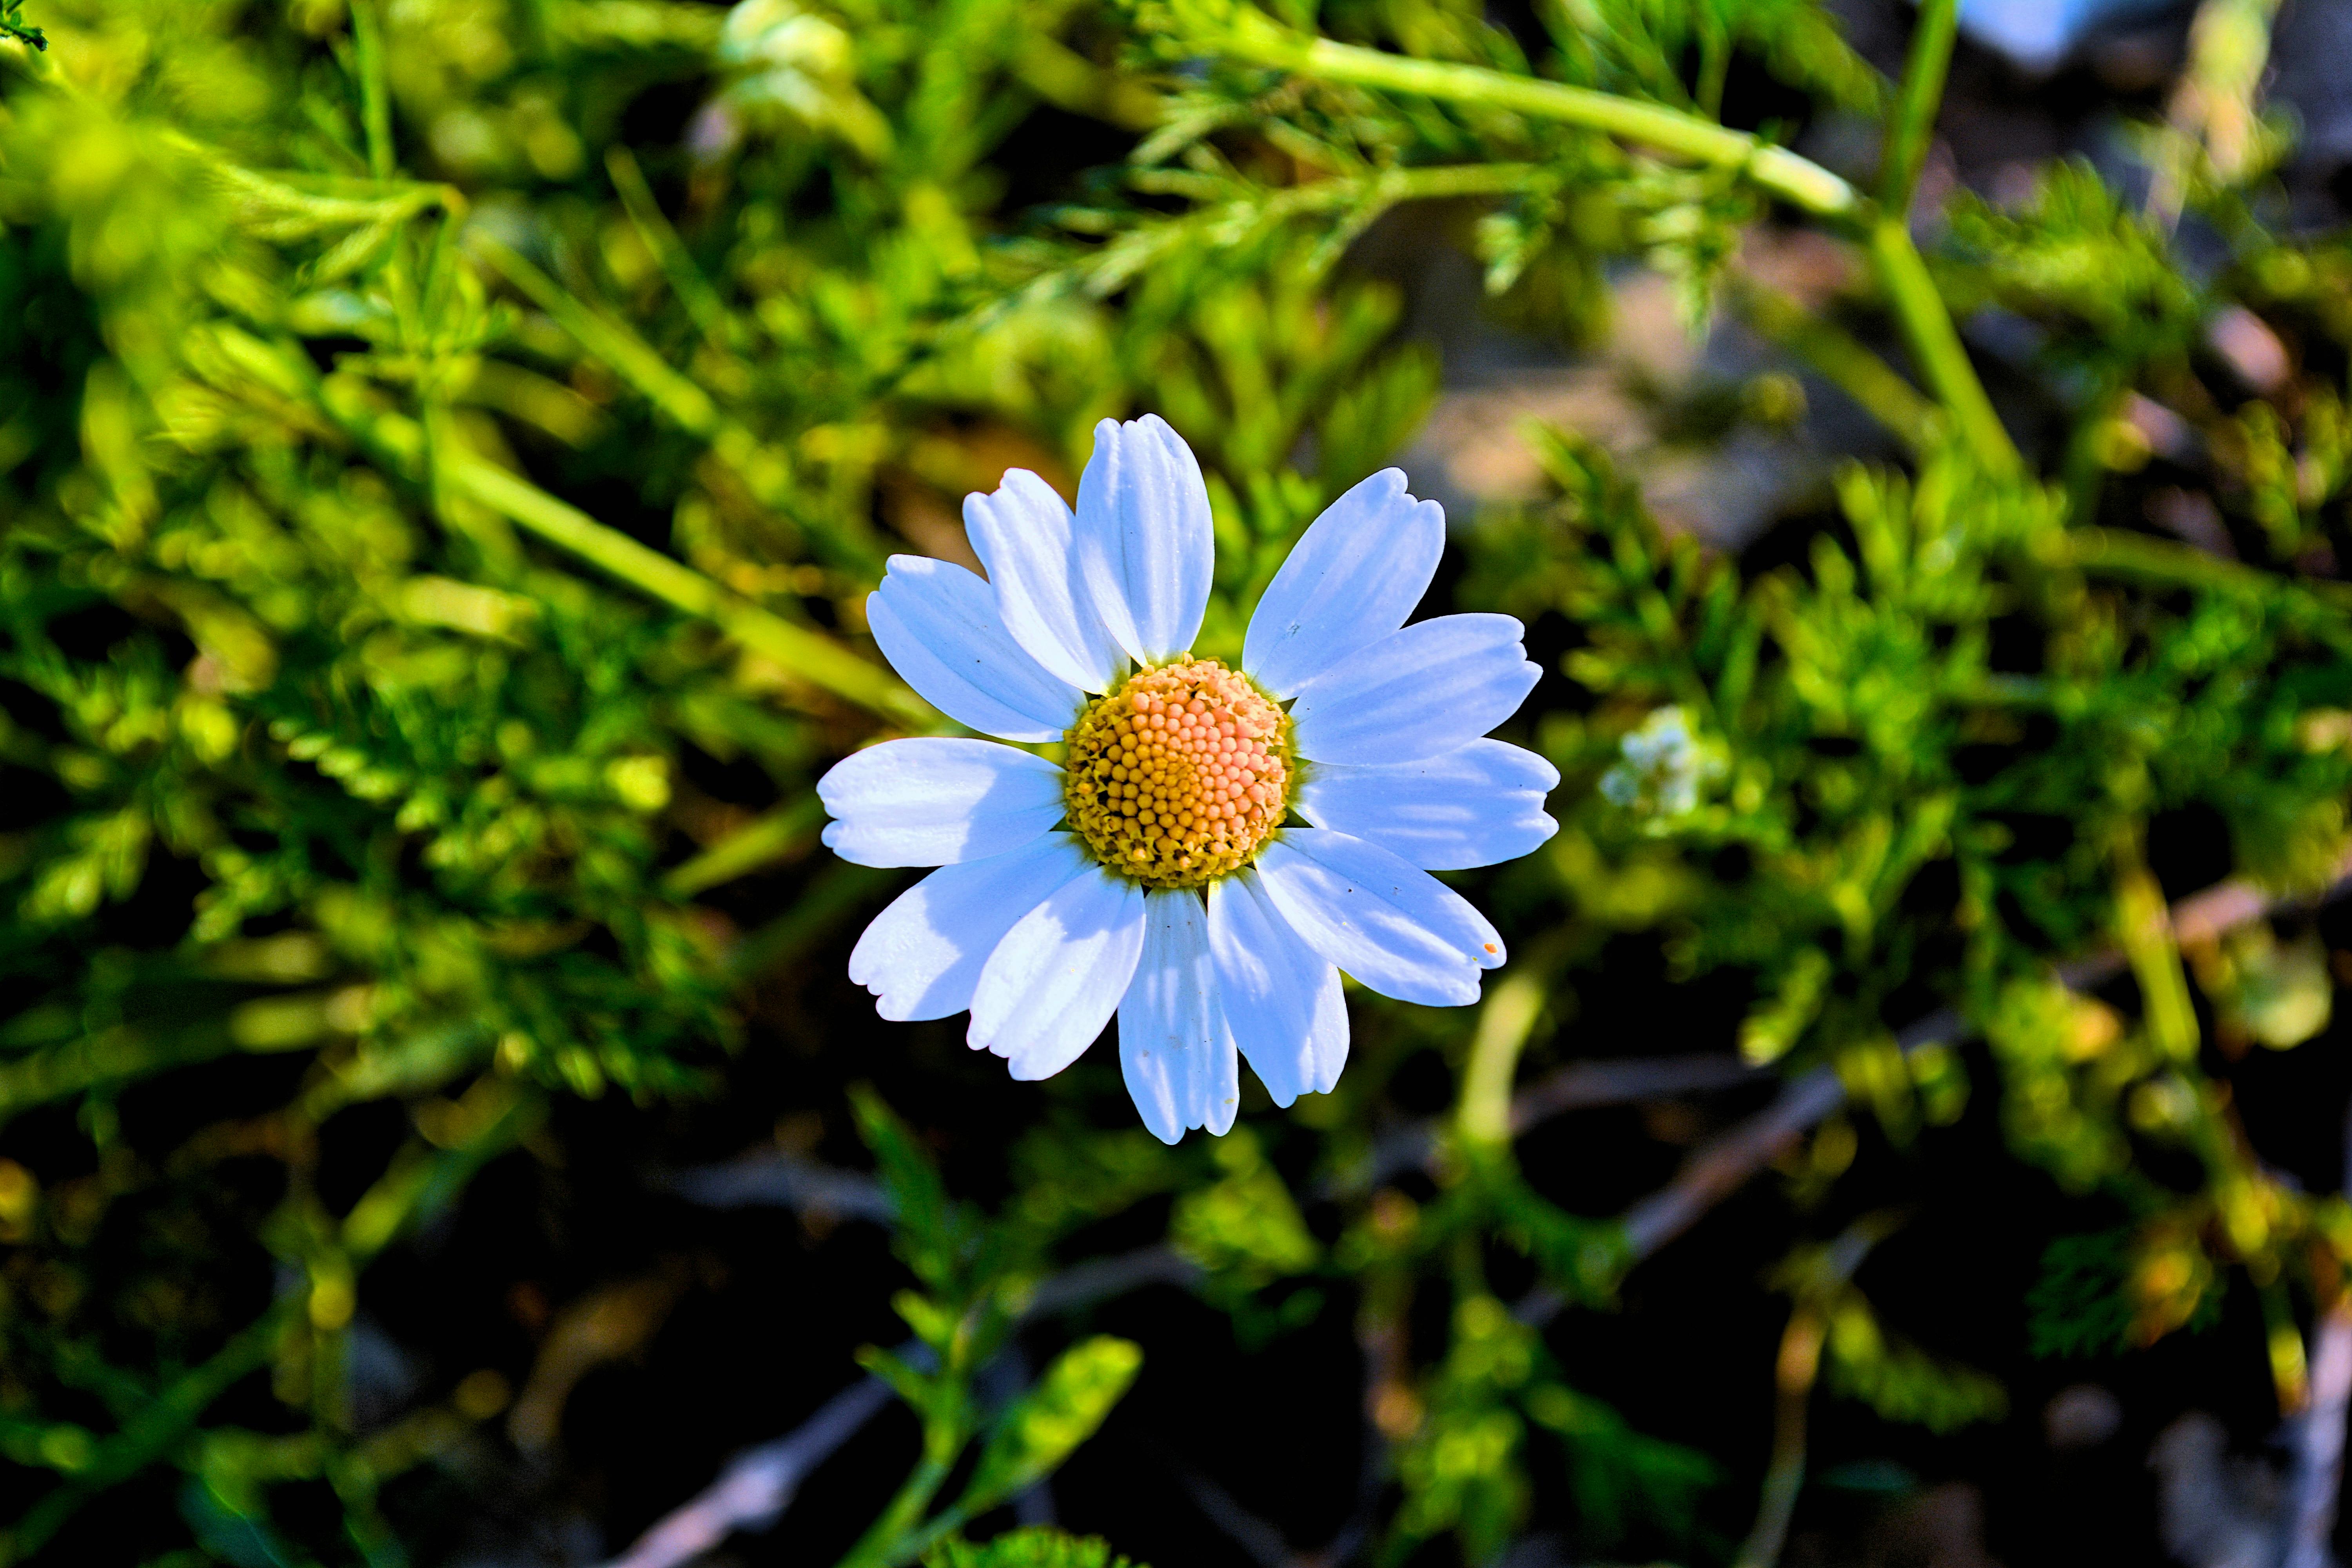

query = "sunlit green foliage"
[[8, 0, 2352, 1562]]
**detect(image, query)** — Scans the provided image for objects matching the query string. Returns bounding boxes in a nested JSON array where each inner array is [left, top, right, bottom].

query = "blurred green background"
[[10, 0, 2352, 1563]]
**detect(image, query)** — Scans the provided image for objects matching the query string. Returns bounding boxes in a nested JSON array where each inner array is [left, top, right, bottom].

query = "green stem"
[[0, 1018, 244, 1123], [1867, 216, 2019, 473], [446, 458, 933, 726], [1457, 973, 1543, 1147], [604, 146, 738, 355], [0, 1304, 298, 1565], [2114, 848, 2201, 1063], [663, 795, 827, 898], [1879, 0, 1957, 214], [889, 1501, 982, 1566], [466, 231, 886, 577], [1695, 19, 1731, 123], [1205, 14, 2023, 474], [348, 0, 395, 182], [837, 1444, 959, 1568], [1869, 0, 2011, 471], [468, 232, 723, 439], [1208, 18, 1863, 221], [2066, 526, 2352, 613], [1732, 1303, 1821, 1568], [1729, 274, 1936, 453], [310, 361, 931, 723], [1355, 160, 1549, 202]]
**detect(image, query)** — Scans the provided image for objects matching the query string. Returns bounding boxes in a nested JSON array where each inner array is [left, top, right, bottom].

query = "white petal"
[[1289, 614, 1541, 765], [817, 738, 1065, 867], [963, 469, 1127, 693], [1074, 415, 1212, 666], [1118, 889, 1238, 1143], [1296, 739, 1561, 870], [969, 866, 1146, 1080], [867, 555, 1083, 742], [1243, 469, 1445, 697], [1200, 1033, 1240, 1136], [848, 835, 1094, 1021], [1208, 871, 1348, 1106], [1253, 829, 1504, 1008]]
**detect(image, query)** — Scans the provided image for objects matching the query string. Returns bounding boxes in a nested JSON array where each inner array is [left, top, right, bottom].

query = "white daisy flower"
[[817, 415, 1559, 1143]]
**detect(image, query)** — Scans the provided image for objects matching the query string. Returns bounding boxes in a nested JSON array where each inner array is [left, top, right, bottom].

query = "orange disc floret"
[[1063, 657, 1293, 890]]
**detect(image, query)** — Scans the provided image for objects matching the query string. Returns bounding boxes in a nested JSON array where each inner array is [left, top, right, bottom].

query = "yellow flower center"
[[1063, 657, 1293, 890]]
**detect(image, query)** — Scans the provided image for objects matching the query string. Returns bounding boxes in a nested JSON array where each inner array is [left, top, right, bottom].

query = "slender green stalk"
[[1865, 0, 2015, 472], [1732, 1303, 1822, 1568], [1731, 1219, 1893, 1568], [446, 459, 934, 726], [1012, 31, 1165, 130], [1730, 274, 1937, 453], [1201, 11, 2024, 474], [2066, 526, 2352, 617], [890, 1501, 983, 1566], [2114, 849, 2203, 1063], [1879, 0, 1957, 214], [315, 363, 928, 723], [1867, 217, 2018, 473], [469, 233, 723, 439], [1457, 973, 1543, 1147], [1073, 160, 1545, 299], [1207, 17, 1863, 221], [1353, 160, 1550, 203], [348, 0, 396, 182], [2261, 1276, 2311, 1412], [1695, 19, 1731, 123], [1874, 0, 2017, 475], [662, 795, 827, 897], [0, 1304, 298, 1564], [0, 1018, 255, 1123], [836, 1443, 960, 1568], [341, 1090, 541, 1260], [606, 145, 739, 356], [467, 232, 887, 576]]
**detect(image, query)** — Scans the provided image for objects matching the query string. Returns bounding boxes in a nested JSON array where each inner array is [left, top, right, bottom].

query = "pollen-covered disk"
[[1063, 657, 1292, 889]]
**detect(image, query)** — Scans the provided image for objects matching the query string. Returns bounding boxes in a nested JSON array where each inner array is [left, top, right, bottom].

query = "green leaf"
[[954, 1337, 1143, 1513], [925, 1527, 1148, 1568], [851, 1084, 971, 1294], [1821, 1289, 2007, 1433], [856, 1345, 940, 1413], [1169, 1127, 1318, 1284], [0, 0, 44, 49]]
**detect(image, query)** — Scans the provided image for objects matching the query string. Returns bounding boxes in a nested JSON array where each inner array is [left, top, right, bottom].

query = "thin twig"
[[1619, 1065, 1852, 1264], [1336, 1052, 1767, 1196], [1512, 1054, 1769, 1134], [659, 1150, 896, 1223], [1172, 1459, 1294, 1568], [1024, 1245, 1203, 1316], [603, 1376, 897, 1568], [2285, 1290, 2352, 1568]]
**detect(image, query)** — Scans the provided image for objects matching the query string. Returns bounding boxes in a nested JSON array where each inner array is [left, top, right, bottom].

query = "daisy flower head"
[[817, 416, 1559, 1143]]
